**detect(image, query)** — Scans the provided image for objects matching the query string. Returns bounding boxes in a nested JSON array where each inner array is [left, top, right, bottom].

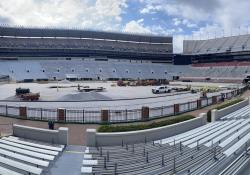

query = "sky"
[[0, 0, 250, 53]]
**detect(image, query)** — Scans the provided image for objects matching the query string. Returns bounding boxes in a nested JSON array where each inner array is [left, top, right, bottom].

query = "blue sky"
[[0, 0, 250, 52]]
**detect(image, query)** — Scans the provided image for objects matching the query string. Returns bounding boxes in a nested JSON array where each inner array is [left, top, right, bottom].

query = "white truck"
[[152, 86, 172, 94]]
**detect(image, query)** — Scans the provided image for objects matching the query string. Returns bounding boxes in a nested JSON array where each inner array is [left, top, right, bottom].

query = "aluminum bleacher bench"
[[219, 124, 250, 148], [0, 143, 54, 160], [224, 132, 250, 157], [0, 148, 49, 167], [181, 120, 237, 146], [168, 121, 228, 146], [221, 105, 250, 120], [177, 121, 232, 146], [187, 120, 243, 148], [81, 167, 92, 175], [0, 166, 23, 175], [155, 122, 220, 145], [5, 136, 64, 152], [0, 156, 43, 175], [0, 139, 58, 156], [205, 119, 250, 147], [83, 154, 92, 159], [82, 159, 98, 166]]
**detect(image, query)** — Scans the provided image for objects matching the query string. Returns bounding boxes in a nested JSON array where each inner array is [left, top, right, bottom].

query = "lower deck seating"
[[82, 116, 250, 174], [0, 136, 64, 175]]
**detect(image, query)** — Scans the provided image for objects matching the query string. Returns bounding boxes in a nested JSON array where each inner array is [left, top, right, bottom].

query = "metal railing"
[[0, 87, 247, 124]]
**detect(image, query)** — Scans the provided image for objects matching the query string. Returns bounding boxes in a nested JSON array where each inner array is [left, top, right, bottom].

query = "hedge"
[[98, 115, 195, 132], [207, 98, 244, 122]]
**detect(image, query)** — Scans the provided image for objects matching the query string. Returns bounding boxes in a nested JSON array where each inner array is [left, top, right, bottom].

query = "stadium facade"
[[0, 26, 173, 63]]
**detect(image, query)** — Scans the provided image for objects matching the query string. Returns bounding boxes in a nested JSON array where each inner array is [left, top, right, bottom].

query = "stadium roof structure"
[[0, 26, 172, 43]]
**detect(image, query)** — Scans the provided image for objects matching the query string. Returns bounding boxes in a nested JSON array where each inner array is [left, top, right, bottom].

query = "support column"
[[174, 104, 179, 114], [212, 96, 217, 104], [58, 127, 69, 145], [211, 109, 218, 122], [86, 129, 97, 147], [57, 108, 66, 122], [141, 106, 149, 121], [19, 106, 27, 119], [101, 109, 109, 123], [197, 99, 202, 109]]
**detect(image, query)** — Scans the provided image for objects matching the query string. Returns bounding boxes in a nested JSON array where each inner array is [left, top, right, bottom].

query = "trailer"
[[19, 93, 40, 101]]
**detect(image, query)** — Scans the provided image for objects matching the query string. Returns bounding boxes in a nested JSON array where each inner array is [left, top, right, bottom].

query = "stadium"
[[1, 6, 250, 175]]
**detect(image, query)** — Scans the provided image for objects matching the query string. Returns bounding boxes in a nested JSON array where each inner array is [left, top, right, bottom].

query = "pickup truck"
[[152, 86, 172, 94]]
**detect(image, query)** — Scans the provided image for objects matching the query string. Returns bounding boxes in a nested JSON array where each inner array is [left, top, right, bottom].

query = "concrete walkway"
[[47, 145, 85, 175]]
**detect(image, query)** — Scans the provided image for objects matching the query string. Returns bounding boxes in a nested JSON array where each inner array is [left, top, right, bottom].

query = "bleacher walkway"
[[49, 145, 85, 175]]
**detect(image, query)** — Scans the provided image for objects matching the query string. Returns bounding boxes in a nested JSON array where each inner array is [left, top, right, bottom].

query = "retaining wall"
[[211, 98, 249, 122], [13, 124, 68, 145], [86, 113, 207, 146]]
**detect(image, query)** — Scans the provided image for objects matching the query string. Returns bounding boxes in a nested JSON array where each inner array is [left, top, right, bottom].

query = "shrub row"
[[207, 98, 244, 122], [98, 115, 195, 132]]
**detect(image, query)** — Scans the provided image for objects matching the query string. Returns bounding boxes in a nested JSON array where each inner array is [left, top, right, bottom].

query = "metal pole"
[[162, 154, 165, 166], [245, 142, 248, 155], [197, 140, 199, 150], [100, 147, 102, 157], [161, 106, 163, 117], [213, 147, 217, 160], [104, 156, 107, 169], [5, 105, 8, 116], [107, 151, 109, 162], [173, 156, 176, 174], [82, 109, 85, 123], [40, 108, 43, 120], [114, 163, 117, 175], [180, 141, 182, 153], [125, 109, 128, 122]]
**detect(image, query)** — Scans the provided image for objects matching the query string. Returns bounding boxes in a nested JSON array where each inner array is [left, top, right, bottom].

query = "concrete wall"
[[13, 124, 68, 145], [86, 113, 207, 146], [211, 98, 249, 122]]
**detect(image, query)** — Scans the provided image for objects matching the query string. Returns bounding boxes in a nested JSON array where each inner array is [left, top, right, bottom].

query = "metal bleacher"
[[1, 58, 250, 81], [0, 136, 64, 175], [183, 34, 250, 55], [0, 60, 171, 81], [82, 104, 250, 175]]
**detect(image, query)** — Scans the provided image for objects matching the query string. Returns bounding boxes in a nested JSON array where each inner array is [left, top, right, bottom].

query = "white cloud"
[[2, 0, 250, 54], [139, 0, 250, 52], [137, 18, 144, 23], [173, 18, 181, 26], [0, 0, 127, 31], [123, 19, 178, 36], [123, 20, 151, 34]]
